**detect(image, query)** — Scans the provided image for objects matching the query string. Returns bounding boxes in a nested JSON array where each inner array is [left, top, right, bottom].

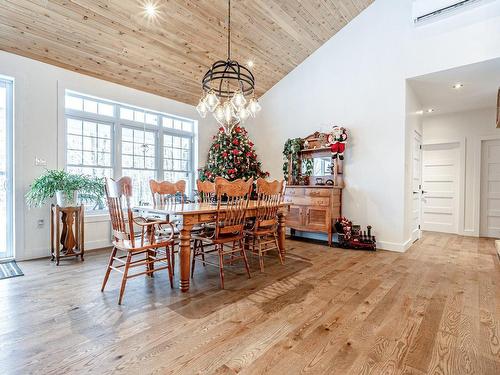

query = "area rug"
[[0, 261, 24, 280]]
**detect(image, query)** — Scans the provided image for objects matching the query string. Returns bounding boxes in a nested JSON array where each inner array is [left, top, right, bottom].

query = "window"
[[64, 91, 196, 210]]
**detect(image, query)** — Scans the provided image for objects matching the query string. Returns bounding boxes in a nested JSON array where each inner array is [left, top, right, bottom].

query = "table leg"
[[277, 212, 286, 260], [179, 224, 193, 292]]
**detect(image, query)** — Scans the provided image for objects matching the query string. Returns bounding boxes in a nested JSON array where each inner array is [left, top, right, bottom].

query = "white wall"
[[248, 0, 500, 251], [0, 50, 216, 261], [422, 107, 500, 236]]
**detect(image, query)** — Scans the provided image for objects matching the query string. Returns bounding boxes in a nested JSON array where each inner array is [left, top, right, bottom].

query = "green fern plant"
[[26, 169, 105, 208]]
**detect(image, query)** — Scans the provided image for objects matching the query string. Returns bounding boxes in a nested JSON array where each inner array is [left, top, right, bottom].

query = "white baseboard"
[[377, 238, 412, 253], [461, 229, 479, 237], [16, 239, 112, 261]]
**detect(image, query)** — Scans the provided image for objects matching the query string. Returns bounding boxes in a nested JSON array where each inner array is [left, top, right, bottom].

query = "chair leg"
[[118, 252, 132, 305], [275, 233, 284, 265], [148, 249, 156, 277], [240, 239, 251, 278], [218, 244, 225, 289], [191, 240, 198, 278], [166, 246, 174, 288], [171, 244, 176, 276], [101, 246, 117, 292], [201, 241, 206, 266], [258, 236, 265, 273]]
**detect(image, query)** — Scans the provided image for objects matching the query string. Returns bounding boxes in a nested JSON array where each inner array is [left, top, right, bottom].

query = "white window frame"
[[63, 91, 196, 213]]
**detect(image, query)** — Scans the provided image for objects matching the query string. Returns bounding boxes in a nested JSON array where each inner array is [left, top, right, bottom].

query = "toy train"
[[333, 217, 376, 251]]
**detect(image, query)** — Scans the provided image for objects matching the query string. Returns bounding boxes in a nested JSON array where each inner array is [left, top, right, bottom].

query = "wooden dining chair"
[[244, 179, 285, 272], [150, 179, 186, 207], [191, 177, 253, 288], [196, 179, 216, 203], [149, 179, 186, 273], [101, 177, 176, 305]]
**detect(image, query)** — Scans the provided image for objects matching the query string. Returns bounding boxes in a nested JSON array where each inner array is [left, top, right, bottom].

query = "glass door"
[[0, 78, 13, 260]]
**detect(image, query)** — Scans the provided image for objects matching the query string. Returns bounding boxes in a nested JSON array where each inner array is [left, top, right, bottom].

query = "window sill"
[[85, 213, 110, 223]]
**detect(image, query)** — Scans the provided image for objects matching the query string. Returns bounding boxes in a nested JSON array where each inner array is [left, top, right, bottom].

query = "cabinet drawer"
[[305, 188, 331, 197], [285, 196, 331, 206], [285, 187, 304, 197]]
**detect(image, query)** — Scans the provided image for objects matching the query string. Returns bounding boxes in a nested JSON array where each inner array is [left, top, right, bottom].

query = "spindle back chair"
[[191, 177, 253, 288], [102, 177, 176, 304], [245, 179, 285, 272], [150, 179, 186, 207], [196, 179, 216, 203]]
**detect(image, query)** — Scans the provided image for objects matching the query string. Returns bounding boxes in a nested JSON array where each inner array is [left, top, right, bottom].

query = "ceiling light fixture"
[[416, 110, 424, 115], [427, 108, 435, 113], [196, 0, 261, 134], [452, 83, 464, 89], [247, 60, 254, 68], [144, 3, 157, 17]]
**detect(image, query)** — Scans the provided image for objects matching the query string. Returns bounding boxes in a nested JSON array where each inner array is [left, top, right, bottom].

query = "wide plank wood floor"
[[0, 232, 499, 374]]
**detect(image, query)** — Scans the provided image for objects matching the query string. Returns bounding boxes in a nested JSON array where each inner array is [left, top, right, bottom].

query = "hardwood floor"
[[0, 232, 498, 374]]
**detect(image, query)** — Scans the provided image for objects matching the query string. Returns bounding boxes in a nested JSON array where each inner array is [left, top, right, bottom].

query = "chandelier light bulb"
[[196, 99, 208, 118], [231, 90, 247, 110], [223, 101, 234, 124], [238, 106, 250, 122], [214, 104, 225, 123], [247, 98, 261, 117], [205, 90, 220, 112]]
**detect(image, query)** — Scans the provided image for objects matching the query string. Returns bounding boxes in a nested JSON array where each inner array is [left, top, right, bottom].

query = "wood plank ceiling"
[[0, 0, 373, 105]]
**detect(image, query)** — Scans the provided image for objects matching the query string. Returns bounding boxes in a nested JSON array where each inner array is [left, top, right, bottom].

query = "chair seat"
[[113, 236, 175, 251], [156, 225, 180, 236], [245, 227, 276, 236], [192, 231, 244, 244]]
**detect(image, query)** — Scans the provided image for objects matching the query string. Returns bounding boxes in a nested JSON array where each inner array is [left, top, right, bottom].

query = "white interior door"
[[0, 78, 13, 260], [421, 142, 460, 234], [411, 130, 422, 241], [480, 139, 500, 239]]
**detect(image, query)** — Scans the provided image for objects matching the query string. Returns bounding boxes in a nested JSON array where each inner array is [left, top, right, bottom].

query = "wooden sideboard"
[[284, 185, 342, 246]]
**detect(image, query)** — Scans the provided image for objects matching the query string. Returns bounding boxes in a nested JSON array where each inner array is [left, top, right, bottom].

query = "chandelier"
[[196, 0, 261, 134]]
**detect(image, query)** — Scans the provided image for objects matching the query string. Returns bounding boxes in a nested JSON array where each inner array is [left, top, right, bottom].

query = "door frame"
[[421, 137, 466, 235], [411, 129, 423, 242], [0, 75, 14, 260], [474, 135, 500, 237]]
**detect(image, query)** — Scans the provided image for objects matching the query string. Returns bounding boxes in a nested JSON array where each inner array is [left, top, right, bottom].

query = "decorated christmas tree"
[[199, 126, 269, 182]]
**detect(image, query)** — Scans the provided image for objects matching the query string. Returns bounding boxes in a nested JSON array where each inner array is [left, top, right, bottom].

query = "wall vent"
[[413, 0, 483, 23]]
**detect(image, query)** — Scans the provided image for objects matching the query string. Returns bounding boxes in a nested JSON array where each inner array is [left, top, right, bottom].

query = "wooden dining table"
[[135, 201, 289, 292]]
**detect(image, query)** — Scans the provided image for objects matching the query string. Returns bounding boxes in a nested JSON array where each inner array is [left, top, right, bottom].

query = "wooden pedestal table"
[[135, 201, 289, 292], [50, 204, 84, 265]]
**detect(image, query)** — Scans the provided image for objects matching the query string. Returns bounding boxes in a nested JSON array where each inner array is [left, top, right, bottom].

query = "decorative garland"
[[282, 138, 303, 182]]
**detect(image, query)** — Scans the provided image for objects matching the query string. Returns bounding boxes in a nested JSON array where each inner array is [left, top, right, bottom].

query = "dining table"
[[134, 201, 289, 292]]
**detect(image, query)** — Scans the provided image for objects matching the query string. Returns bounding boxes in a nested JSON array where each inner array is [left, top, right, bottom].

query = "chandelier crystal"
[[196, 0, 261, 134]]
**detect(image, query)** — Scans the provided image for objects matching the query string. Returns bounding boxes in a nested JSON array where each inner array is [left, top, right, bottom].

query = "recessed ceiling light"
[[452, 83, 464, 89], [427, 108, 435, 113], [247, 60, 254, 68], [416, 110, 424, 115], [144, 3, 157, 17]]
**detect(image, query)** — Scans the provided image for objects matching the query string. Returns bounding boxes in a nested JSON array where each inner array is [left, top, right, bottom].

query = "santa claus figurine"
[[328, 126, 348, 160]]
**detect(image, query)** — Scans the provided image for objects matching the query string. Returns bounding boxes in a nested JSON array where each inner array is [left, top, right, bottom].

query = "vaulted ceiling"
[[0, 0, 373, 105]]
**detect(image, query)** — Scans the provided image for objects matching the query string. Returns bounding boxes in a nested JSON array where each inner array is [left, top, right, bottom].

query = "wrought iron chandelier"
[[196, 0, 261, 134]]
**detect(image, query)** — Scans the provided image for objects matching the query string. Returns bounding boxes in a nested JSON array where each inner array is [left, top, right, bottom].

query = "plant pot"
[[56, 190, 78, 207]]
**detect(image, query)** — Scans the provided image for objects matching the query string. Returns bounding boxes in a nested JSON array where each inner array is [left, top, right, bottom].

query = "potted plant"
[[26, 169, 105, 208]]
